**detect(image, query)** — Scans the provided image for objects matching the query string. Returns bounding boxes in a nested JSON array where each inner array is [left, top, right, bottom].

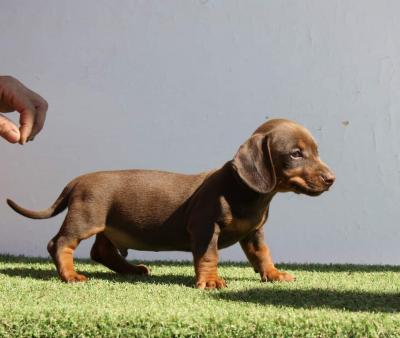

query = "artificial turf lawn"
[[0, 255, 399, 337]]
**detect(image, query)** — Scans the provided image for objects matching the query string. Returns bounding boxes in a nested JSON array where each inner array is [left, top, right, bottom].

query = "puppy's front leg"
[[240, 227, 295, 282], [190, 223, 226, 289]]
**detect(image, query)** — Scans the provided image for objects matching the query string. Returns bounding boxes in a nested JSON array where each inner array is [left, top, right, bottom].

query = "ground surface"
[[0, 255, 399, 337]]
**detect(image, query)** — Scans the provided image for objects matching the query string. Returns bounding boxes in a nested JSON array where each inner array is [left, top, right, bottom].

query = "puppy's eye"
[[290, 149, 303, 159]]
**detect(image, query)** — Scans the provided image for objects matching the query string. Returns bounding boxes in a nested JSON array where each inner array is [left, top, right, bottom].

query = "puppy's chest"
[[218, 197, 268, 236], [220, 213, 266, 233]]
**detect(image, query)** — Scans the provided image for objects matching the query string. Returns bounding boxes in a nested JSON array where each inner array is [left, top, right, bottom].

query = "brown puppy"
[[7, 119, 334, 288]]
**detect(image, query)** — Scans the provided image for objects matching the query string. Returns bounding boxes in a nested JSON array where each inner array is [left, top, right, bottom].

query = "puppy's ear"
[[232, 133, 276, 194]]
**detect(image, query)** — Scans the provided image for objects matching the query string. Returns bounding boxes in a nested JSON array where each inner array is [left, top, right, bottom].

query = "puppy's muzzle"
[[320, 171, 335, 188]]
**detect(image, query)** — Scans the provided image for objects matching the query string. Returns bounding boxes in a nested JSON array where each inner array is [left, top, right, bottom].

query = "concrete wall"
[[1, 0, 399, 264]]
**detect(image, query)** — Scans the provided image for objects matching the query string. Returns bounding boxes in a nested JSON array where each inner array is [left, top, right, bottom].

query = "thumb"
[[0, 113, 20, 143]]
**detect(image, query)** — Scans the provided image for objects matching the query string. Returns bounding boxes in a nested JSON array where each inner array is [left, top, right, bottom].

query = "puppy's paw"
[[62, 272, 88, 283], [196, 277, 227, 290], [121, 264, 150, 276], [133, 264, 150, 276], [262, 269, 295, 282]]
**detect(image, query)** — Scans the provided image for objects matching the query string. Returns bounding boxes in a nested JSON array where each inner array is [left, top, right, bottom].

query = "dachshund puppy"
[[7, 119, 335, 288]]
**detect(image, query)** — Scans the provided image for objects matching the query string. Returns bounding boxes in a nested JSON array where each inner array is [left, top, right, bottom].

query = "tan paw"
[[133, 264, 150, 276], [196, 277, 227, 289], [62, 272, 88, 283], [262, 269, 295, 282]]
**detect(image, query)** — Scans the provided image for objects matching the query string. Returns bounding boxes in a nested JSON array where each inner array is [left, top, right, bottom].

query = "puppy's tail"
[[7, 183, 74, 219]]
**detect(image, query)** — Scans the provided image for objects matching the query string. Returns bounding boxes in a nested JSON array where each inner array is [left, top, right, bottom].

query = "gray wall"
[[1, 1, 399, 264]]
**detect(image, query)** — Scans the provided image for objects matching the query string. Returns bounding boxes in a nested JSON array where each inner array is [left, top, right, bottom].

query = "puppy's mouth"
[[290, 179, 328, 197]]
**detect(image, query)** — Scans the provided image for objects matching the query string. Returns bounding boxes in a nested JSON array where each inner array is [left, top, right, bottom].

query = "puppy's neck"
[[223, 161, 275, 207]]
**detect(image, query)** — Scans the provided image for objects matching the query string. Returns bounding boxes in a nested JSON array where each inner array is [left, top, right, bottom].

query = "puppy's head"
[[232, 119, 335, 196]]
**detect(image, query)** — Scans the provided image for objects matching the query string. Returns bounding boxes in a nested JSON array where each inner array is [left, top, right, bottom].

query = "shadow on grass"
[[2, 255, 400, 313], [0, 266, 195, 286], [2, 265, 399, 313], [1, 255, 399, 272], [0, 255, 195, 285], [212, 287, 400, 313], [275, 263, 400, 273], [0, 256, 246, 286]]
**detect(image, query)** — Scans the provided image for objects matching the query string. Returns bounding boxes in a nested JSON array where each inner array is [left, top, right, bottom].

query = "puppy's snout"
[[320, 172, 335, 187]]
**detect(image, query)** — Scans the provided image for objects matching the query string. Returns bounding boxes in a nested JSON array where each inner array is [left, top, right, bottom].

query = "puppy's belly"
[[104, 226, 192, 252]]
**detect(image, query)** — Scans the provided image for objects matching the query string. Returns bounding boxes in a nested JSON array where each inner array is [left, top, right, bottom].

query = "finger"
[[1, 79, 40, 117], [0, 100, 14, 113], [18, 107, 35, 144], [0, 113, 20, 143], [3, 92, 37, 141], [0, 79, 33, 114], [28, 98, 48, 141]]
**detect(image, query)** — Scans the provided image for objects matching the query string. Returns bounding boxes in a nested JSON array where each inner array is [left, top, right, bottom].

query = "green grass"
[[0, 255, 399, 337]]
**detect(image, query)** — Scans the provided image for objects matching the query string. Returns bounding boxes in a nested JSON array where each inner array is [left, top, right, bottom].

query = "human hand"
[[0, 76, 48, 144]]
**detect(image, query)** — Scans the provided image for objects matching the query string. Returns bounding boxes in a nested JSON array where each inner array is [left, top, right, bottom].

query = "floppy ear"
[[232, 133, 276, 194]]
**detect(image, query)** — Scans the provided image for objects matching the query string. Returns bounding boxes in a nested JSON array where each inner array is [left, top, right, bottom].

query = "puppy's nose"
[[321, 172, 335, 186]]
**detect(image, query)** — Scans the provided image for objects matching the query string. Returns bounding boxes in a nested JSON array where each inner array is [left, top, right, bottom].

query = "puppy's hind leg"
[[90, 233, 149, 275], [47, 212, 105, 283]]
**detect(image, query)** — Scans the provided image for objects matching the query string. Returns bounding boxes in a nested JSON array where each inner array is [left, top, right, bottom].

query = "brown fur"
[[7, 119, 335, 288]]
